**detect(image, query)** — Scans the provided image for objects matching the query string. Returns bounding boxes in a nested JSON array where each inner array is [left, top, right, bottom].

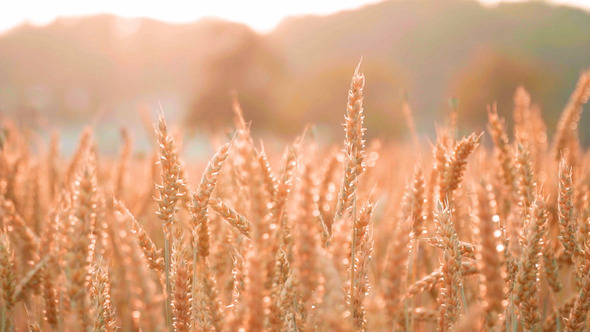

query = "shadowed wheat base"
[[0, 64, 590, 332]]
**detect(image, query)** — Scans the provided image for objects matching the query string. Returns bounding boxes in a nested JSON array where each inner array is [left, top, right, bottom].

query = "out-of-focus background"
[[1, 0, 589, 154]]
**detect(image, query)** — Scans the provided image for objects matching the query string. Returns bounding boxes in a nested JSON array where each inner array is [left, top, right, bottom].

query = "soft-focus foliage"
[[1, 1, 590, 141]]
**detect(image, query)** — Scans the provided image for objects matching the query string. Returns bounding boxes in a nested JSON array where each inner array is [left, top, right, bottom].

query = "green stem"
[[349, 193, 358, 324], [349, 215, 356, 322], [164, 237, 172, 331], [405, 238, 419, 332], [510, 295, 518, 332], [460, 285, 468, 314], [1, 300, 5, 332], [191, 238, 198, 328]]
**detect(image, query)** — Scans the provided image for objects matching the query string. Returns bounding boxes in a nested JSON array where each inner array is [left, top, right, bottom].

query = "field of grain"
[[0, 64, 589, 332]]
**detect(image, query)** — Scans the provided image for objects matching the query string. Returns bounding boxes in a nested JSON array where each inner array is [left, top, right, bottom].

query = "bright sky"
[[1, 0, 589, 34]]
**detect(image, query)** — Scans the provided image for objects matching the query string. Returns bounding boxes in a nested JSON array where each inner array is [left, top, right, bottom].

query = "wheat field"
[[0, 64, 589, 332]]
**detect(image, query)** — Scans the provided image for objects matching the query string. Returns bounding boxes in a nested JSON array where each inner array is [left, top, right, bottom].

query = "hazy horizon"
[[2, 0, 590, 147], [2, 0, 590, 34]]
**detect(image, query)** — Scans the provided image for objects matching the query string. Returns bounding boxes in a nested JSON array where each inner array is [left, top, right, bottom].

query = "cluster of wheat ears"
[[0, 64, 590, 332]]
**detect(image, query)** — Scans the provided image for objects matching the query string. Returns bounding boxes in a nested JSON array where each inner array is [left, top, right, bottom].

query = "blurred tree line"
[[0, 0, 589, 143]]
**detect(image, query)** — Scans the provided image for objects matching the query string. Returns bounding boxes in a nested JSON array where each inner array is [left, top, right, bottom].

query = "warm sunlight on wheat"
[[1, 63, 590, 332]]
